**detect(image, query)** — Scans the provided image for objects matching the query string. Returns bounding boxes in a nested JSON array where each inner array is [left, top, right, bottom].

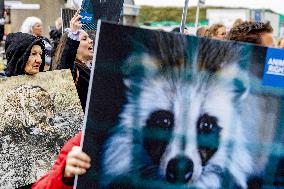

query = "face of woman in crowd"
[[24, 45, 43, 75], [32, 22, 43, 37], [76, 31, 94, 62], [214, 27, 227, 40]]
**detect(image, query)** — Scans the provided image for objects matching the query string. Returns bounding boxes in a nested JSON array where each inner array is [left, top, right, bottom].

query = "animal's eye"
[[197, 113, 220, 134], [146, 110, 174, 130]]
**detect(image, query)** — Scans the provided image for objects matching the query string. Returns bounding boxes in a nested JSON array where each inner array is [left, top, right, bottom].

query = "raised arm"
[[57, 10, 82, 70]]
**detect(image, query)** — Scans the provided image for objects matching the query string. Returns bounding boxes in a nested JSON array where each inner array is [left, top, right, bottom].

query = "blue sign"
[[254, 10, 262, 22], [262, 48, 284, 88], [80, 0, 124, 30], [80, 12, 93, 23]]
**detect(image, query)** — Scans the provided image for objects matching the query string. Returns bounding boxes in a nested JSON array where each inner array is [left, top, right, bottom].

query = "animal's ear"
[[121, 53, 161, 88], [218, 63, 250, 101]]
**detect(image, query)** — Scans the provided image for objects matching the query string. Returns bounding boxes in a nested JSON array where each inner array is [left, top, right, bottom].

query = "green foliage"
[[139, 6, 207, 24]]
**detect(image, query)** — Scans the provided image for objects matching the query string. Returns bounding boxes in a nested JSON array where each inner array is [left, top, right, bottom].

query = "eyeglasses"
[[218, 32, 227, 36]]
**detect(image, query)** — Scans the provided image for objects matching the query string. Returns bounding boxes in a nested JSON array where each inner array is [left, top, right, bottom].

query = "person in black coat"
[[3, 32, 45, 77], [20, 16, 53, 71], [57, 10, 94, 111]]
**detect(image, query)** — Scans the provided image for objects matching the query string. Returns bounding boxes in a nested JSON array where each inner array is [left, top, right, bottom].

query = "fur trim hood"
[[4, 32, 45, 77]]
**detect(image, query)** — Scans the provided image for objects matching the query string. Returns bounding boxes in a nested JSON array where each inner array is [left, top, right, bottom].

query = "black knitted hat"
[[5, 32, 45, 77]]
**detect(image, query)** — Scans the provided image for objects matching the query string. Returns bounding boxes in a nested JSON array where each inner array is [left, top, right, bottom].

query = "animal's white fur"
[[102, 54, 275, 189]]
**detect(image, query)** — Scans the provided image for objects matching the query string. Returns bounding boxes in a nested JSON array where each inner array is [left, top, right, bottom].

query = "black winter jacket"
[[57, 37, 90, 111]]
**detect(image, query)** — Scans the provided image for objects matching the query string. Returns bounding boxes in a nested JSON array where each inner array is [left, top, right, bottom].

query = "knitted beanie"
[[5, 32, 45, 77]]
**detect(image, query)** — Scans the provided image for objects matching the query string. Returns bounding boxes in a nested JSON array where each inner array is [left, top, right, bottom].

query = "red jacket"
[[32, 132, 82, 189]]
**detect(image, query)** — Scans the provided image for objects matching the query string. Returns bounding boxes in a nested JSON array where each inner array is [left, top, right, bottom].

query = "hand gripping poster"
[[75, 21, 284, 189], [0, 70, 83, 188]]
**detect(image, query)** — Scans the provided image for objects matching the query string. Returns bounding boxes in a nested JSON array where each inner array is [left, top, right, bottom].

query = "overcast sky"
[[134, 0, 284, 15]]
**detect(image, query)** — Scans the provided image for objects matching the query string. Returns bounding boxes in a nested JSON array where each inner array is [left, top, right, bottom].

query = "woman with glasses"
[[208, 23, 227, 40]]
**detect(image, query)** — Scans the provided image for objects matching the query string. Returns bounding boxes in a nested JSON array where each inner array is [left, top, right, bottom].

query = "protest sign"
[[80, 0, 124, 30], [76, 21, 284, 189], [0, 70, 84, 188], [61, 8, 77, 32]]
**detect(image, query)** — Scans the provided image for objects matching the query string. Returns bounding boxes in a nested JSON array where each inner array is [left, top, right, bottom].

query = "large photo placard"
[[0, 70, 84, 188], [76, 21, 284, 189]]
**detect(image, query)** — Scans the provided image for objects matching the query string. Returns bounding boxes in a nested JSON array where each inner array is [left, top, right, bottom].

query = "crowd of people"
[[195, 19, 277, 47], [1, 10, 284, 189]]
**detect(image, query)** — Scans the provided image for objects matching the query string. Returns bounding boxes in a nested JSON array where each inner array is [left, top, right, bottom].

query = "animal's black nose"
[[166, 155, 194, 184]]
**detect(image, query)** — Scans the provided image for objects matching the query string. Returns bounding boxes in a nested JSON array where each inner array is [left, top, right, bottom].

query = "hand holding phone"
[[70, 9, 82, 32]]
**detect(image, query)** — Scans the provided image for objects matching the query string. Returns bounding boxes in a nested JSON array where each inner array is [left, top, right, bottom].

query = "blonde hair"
[[20, 16, 42, 34], [232, 18, 243, 28], [196, 26, 209, 37], [51, 33, 68, 70], [208, 23, 226, 38]]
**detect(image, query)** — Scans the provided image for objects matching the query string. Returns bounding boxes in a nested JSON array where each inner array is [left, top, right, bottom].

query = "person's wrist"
[[70, 29, 79, 34], [65, 28, 79, 34], [62, 176, 75, 186], [62, 169, 75, 185], [65, 28, 80, 41]]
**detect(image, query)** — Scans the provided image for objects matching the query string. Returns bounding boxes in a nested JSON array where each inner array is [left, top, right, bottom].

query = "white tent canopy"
[[134, 0, 284, 15]]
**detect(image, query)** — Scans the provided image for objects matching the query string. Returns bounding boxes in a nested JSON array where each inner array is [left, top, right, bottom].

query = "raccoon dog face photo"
[[102, 37, 253, 189]]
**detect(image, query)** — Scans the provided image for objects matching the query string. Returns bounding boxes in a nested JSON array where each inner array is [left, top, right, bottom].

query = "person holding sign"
[[57, 10, 94, 111], [32, 132, 90, 188], [2, 32, 45, 77]]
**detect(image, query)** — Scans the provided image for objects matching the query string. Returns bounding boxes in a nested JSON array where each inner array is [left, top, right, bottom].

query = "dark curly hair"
[[227, 21, 273, 45]]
